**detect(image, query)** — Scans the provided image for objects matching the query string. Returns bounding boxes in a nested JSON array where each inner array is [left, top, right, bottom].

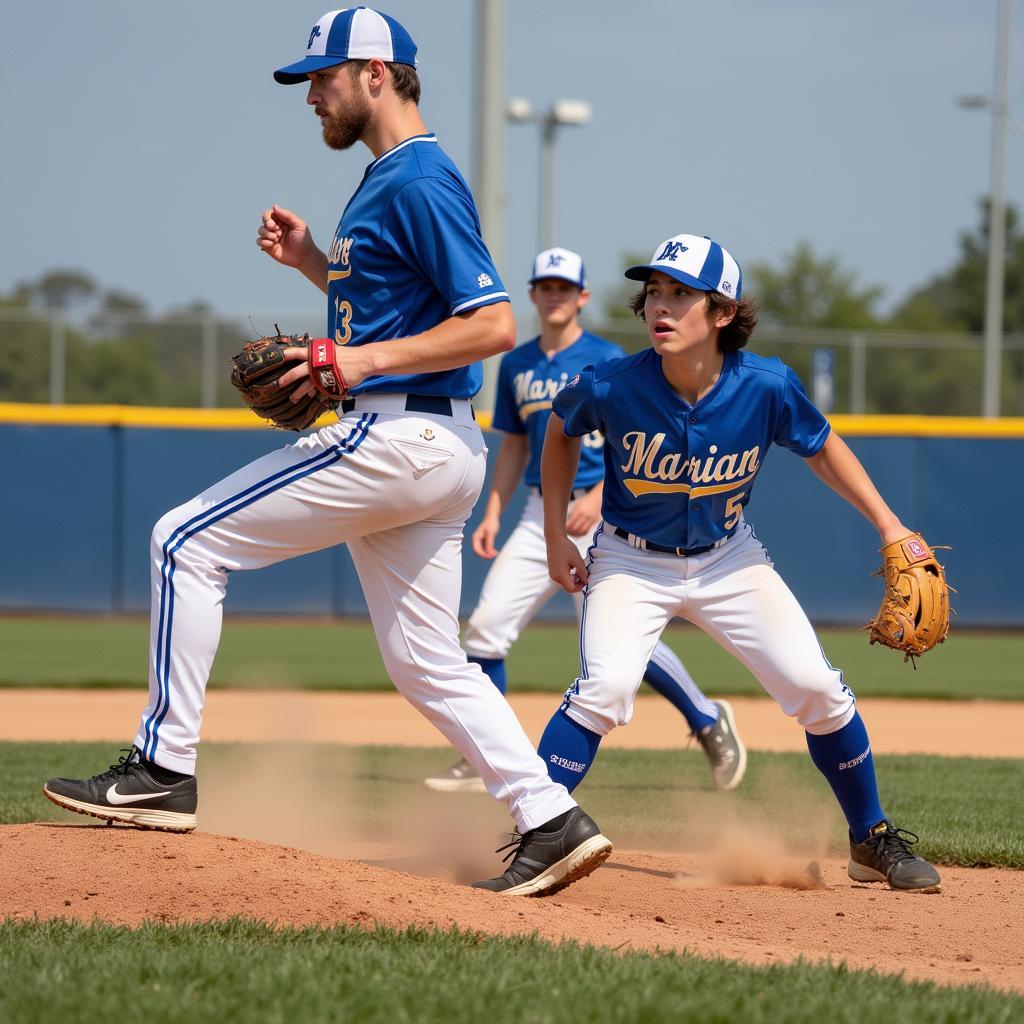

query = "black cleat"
[[696, 699, 747, 791], [472, 806, 611, 896], [848, 820, 941, 891], [43, 746, 197, 833]]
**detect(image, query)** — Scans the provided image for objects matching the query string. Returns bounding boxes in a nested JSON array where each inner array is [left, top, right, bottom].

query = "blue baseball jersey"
[[552, 348, 831, 550], [326, 134, 509, 398], [492, 331, 625, 489]]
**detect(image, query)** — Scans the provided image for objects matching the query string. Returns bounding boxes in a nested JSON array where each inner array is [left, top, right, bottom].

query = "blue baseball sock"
[[805, 710, 886, 843], [468, 655, 507, 695], [642, 658, 717, 733], [537, 708, 603, 793]]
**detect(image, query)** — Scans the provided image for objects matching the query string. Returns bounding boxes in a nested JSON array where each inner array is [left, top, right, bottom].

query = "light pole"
[[957, 0, 1014, 417], [508, 98, 592, 251], [473, 0, 506, 412]]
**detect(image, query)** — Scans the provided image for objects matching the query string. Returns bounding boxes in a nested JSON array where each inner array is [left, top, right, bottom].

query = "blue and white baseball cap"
[[274, 7, 418, 85], [528, 247, 587, 289], [625, 234, 742, 298]]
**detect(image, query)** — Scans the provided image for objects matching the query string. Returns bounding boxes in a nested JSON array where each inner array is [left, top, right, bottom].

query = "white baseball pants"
[[464, 492, 716, 720], [563, 522, 856, 737], [133, 397, 576, 831]]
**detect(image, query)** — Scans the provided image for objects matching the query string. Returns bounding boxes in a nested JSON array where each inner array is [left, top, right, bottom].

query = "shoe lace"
[[869, 824, 922, 865], [494, 830, 526, 865], [97, 748, 139, 781]]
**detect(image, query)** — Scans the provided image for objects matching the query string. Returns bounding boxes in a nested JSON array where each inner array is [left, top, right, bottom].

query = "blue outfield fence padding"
[[0, 412, 1021, 626]]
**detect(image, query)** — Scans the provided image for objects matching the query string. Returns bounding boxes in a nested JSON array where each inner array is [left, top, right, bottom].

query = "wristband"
[[309, 339, 350, 400]]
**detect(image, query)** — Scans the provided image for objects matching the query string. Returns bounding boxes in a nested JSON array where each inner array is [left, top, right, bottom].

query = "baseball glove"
[[230, 329, 338, 431], [866, 532, 951, 663]]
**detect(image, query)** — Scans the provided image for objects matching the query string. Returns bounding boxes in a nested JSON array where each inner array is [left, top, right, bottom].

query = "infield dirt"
[[3, 823, 1021, 995], [5, 690, 1023, 995], [3, 690, 1023, 757]]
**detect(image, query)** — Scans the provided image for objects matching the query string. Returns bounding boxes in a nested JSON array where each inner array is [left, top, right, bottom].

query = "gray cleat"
[[696, 699, 747, 791], [423, 756, 487, 794], [848, 820, 941, 891]]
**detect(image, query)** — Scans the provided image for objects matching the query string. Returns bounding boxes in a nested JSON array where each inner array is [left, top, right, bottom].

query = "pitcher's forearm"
[[807, 433, 904, 540], [300, 249, 330, 295]]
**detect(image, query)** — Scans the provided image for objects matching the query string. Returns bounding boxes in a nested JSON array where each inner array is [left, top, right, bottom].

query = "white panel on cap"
[[719, 250, 740, 293], [348, 7, 394, 61], [653, 234, 708, 278], [308, 10, 344, 55], [533, 247, 583, 284], [684, 235, 711, 277]]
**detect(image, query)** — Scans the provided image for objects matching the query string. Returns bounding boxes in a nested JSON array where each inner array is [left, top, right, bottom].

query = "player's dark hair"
[[628, 287, 758, 352], [345, 59, 421, 104]]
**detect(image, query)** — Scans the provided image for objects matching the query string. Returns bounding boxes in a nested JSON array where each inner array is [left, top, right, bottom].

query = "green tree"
[[892, 199, 1024, 332], [0, 292, 51, 402], [596, 251, 659, 354], [15, 269, 98, 312], [746, 241, 884, 329]]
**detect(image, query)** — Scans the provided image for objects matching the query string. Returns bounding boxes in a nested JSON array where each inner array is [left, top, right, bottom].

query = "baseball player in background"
[[424, 247, 745, 794], [536, 233, 941, 892], [43, 7, 612, 897]]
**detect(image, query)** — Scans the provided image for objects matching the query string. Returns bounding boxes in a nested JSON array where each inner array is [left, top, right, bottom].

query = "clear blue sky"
[[2, 1, 1021, 323]]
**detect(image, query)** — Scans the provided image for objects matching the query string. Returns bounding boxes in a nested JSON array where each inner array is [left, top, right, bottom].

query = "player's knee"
[[565, 700, 629, 737], [787, 672, 855, 732], [150, 504, 207, 569], [150, 508, 182, 558], [570, 672, 638, 734], [463, 612, 513, 659]]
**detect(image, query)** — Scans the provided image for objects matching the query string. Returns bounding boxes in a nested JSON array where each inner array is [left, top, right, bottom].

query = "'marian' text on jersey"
[[620, 431, 760, 496]]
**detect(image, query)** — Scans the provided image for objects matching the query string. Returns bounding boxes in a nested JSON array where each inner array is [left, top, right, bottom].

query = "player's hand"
[[564, 488, 602, 539], [472, 515, 501, 559], [258, 205, 318, 269], [547, 534, 589, 593]]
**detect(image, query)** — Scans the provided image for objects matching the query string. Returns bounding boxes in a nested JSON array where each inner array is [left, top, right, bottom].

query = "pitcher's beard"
[[321, 98, 371, 151]]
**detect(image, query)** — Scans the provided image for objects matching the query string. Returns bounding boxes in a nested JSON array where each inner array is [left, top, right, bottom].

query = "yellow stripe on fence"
[[828, 415, 1024, 437], [0, 401, 498, 432], [0, 403, 1021, 437]]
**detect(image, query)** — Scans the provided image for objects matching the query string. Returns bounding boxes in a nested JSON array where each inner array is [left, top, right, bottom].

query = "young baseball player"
[[43, 7, 611, 898], [424, 247, 745, 794], [536, 233, 941, 892]]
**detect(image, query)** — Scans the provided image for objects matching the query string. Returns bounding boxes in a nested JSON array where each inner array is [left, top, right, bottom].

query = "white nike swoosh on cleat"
[[105, 783, 172, 805]]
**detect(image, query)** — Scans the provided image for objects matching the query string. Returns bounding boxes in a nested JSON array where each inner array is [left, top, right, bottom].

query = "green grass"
[[1, 616, 1022, 699], [2, 918, 1022, 1024], [11, 741, 1024, 868], [7, 742, 1022, 1020]]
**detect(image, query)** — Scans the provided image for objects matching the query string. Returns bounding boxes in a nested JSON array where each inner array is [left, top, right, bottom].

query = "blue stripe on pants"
[[143, 414, 375, 760]]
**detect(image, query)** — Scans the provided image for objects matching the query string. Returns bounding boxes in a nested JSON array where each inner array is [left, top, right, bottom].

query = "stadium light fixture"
[[507, 97, 594, 250]]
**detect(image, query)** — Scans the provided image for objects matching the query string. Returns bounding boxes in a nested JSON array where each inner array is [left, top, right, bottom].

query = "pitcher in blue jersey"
[[537, 233, 941, 892], [424, 247, 745, 794], [43, 8, 611, 899]]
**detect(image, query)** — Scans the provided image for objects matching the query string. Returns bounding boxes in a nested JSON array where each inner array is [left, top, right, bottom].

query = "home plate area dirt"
[[2, 822, 1021, 995]]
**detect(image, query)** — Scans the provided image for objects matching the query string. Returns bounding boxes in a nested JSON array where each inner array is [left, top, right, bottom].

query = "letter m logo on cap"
[[656, 241, 689, 262]]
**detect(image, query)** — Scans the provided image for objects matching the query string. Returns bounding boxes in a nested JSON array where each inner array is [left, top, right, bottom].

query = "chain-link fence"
[[1, 307, 1023, 416], [591, 319, 1024, 417]]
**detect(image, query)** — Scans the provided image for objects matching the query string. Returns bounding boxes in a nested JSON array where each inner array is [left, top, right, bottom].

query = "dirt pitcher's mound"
[[1, 824, 1020, 994]]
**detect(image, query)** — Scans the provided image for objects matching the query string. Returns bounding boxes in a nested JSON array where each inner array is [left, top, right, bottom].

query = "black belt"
[[613, 526, 715, 557], [340, 394, 457, 416]]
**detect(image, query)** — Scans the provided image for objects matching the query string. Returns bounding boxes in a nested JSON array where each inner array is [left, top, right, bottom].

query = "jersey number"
[[724, 492, 746, 530], [334, 298, 353, 345]]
